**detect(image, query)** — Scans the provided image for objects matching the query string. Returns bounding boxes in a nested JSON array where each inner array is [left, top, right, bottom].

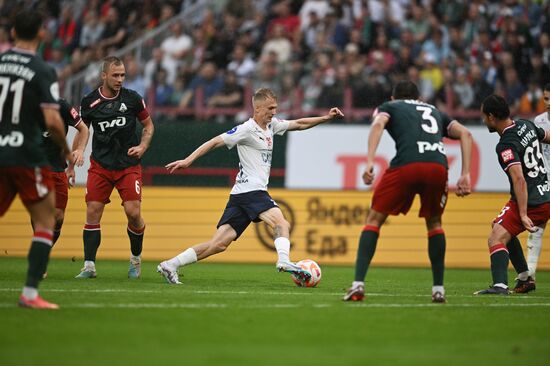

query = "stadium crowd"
[[1, 0, 549, 121]]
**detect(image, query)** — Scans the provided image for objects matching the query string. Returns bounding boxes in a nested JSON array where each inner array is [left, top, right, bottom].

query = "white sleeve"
[[220, 123, 250, 149], [272, 118, 290, 136]]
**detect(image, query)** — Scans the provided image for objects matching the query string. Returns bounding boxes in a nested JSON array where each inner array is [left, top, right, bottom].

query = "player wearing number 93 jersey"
[[475, 94, 550, 295]]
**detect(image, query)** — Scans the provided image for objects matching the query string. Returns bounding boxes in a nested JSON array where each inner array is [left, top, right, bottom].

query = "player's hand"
[[455, 173, 471, 197], [72, 149, 84, 167], [128, 145, 146, 159], [362, 163, 375, 185], [328, 107, 344, 119], [66, 166, 75, 188], [165, 159, 191, 174], [521, 215, 537, 233]]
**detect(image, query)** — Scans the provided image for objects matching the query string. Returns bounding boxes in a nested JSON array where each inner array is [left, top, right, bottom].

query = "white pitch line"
[[1, 302, 550, 309], [0, 287, 548, 299]]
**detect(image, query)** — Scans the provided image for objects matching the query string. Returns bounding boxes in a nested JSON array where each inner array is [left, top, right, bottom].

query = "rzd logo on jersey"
[[417, 141, 445, 154], [97, 116, 127, 132], [0, 131, 24, 147]]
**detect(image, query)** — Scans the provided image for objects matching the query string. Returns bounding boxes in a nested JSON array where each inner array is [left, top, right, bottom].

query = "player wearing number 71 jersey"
[[475, 94, 550, 295]]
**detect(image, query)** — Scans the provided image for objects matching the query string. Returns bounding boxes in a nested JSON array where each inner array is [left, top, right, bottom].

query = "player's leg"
[[506, 235, 535, 293], [344, 166, 410, 301], [474, 222, 513, 295], [21, 191, 59, 309], [157, 224, 238, 284], [118, 166, 145, 278], [425, 216, 446, 303], [77, 161, 114, 278], [51, 171, 69, 245], [526, 222, 545, 278], [123, 200, 145, 279], [76, 201, 105, 278]]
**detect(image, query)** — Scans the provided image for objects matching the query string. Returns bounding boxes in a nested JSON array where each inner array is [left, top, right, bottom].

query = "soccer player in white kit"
[[157, 88, 344, 284], [524, 83, 550, 283]]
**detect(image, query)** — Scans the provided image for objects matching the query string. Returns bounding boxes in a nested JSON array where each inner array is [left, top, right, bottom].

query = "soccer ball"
[[291, 259, 322, 287]]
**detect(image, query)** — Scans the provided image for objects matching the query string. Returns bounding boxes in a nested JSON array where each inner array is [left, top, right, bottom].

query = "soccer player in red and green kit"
[[474, 94, 550, 295], [75, 56, 154, 280], [343, 81, 473, 303], [0, 9, 71, 309]]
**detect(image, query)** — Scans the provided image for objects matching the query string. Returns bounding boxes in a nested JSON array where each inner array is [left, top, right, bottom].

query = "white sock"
[[352, 281, 364, 289], [494, 283, 508, 289], [274, 237, 291, 263], [527, 227, 543, 278], [167, 248, 197, 269], [130, 255, 141, 263], [84, 260, 96, 270], [22, 286, 38, 300], [432, 285, 445, 295], [517, 271, 529, 281]]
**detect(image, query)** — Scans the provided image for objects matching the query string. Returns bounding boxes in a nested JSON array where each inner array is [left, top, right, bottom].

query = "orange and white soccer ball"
[[291, 259, 322, 287]]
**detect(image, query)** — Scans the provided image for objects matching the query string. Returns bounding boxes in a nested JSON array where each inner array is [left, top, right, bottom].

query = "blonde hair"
[[252, 88, 277, 105]]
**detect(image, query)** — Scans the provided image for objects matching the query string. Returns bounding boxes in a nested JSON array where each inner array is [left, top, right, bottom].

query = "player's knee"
[[212, 239, 230, 253]]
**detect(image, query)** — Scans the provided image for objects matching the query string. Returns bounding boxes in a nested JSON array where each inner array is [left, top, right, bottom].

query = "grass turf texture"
[[1, 257, 549, 366]]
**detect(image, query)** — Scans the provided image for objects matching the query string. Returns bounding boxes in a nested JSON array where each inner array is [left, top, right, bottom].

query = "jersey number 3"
[[416, 106, 438, 134], [0, 77, 25, 124]]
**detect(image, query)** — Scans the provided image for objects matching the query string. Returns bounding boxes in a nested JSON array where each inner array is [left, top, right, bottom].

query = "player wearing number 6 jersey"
[[475, 94, 550, 295], [343, 80, 473, 303], [75, 56, 154, 280], [0, 10, 71, 309], [522, 83, 550, 284]]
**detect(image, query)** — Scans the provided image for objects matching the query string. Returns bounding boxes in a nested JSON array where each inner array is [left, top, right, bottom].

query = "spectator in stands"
[[530, 52, 550, 87], [419, 53, 443, 103], [57, 2, 78, 53], [207, 71, 244, 108], [144, 48, 164, 91], [179, 61, 224, 107], [79, 10, 105, 49], [170, 75, 187, 107], [124, 59, 147, 98], [518, 79, 546, 116], [300, 67, 324, 111], [48, 45, 68, 76], [453, 68, 474, 110], [504, 67, 525, 113], [324, 6, 350, 51], [261, 23, 292, 65], [470, 64, 494, 109], [154, 68, 174, 106], [421, 27, 450, 65], [406, 4, 430, 43], [227, 44, 257, 85], [161, 21, 193, 84], [99, 7, 127, 50]]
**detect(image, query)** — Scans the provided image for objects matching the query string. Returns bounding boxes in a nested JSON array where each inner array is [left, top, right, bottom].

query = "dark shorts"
[[493, 199, 550, 237], [217, 190, 278, 239], [372, 162, 448, 218], [51, 171, 69, 210], [85, 159, 142, 204], [0, 166, 54, 216]]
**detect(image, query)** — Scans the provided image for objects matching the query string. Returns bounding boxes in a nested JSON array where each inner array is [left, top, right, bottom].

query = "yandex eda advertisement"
[[286, 125, 508, 192]]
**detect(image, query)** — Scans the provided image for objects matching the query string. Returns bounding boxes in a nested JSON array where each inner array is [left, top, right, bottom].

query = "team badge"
[[226, 126, 238, 134], [119, 103, 128, 112], [500, 148, 514, 163]]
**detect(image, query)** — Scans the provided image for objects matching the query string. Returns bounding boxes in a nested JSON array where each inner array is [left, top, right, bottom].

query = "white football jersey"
[[534, 112, 550, 180], [221, 117, 289, 194]]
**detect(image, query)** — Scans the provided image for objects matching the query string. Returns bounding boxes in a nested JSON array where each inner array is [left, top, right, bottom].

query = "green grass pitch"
[[1, 257, 549, 366]]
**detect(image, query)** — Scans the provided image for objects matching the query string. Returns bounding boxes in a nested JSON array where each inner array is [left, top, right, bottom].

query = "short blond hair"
[[253, 88, 277, 105]]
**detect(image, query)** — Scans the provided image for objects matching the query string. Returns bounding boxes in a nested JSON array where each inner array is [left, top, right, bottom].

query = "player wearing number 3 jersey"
[[75, 56, 154, 280], [475, 94, 550, 295], [344, 81, 473, 303]]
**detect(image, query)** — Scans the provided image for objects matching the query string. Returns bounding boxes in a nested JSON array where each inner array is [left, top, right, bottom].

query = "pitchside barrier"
[[1, 187, 548, 270]]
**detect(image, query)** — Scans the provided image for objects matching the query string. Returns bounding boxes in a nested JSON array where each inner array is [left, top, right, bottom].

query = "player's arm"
[[42, 107, 72, 163], [363, 113, 389, 185], [508, 164, 536, 232], [447, 121, 473, 197], [165, 136, 225, 173], [128, 116, 155, 159], [71, 120, 89, 167], [286, 107, 344, 131]]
